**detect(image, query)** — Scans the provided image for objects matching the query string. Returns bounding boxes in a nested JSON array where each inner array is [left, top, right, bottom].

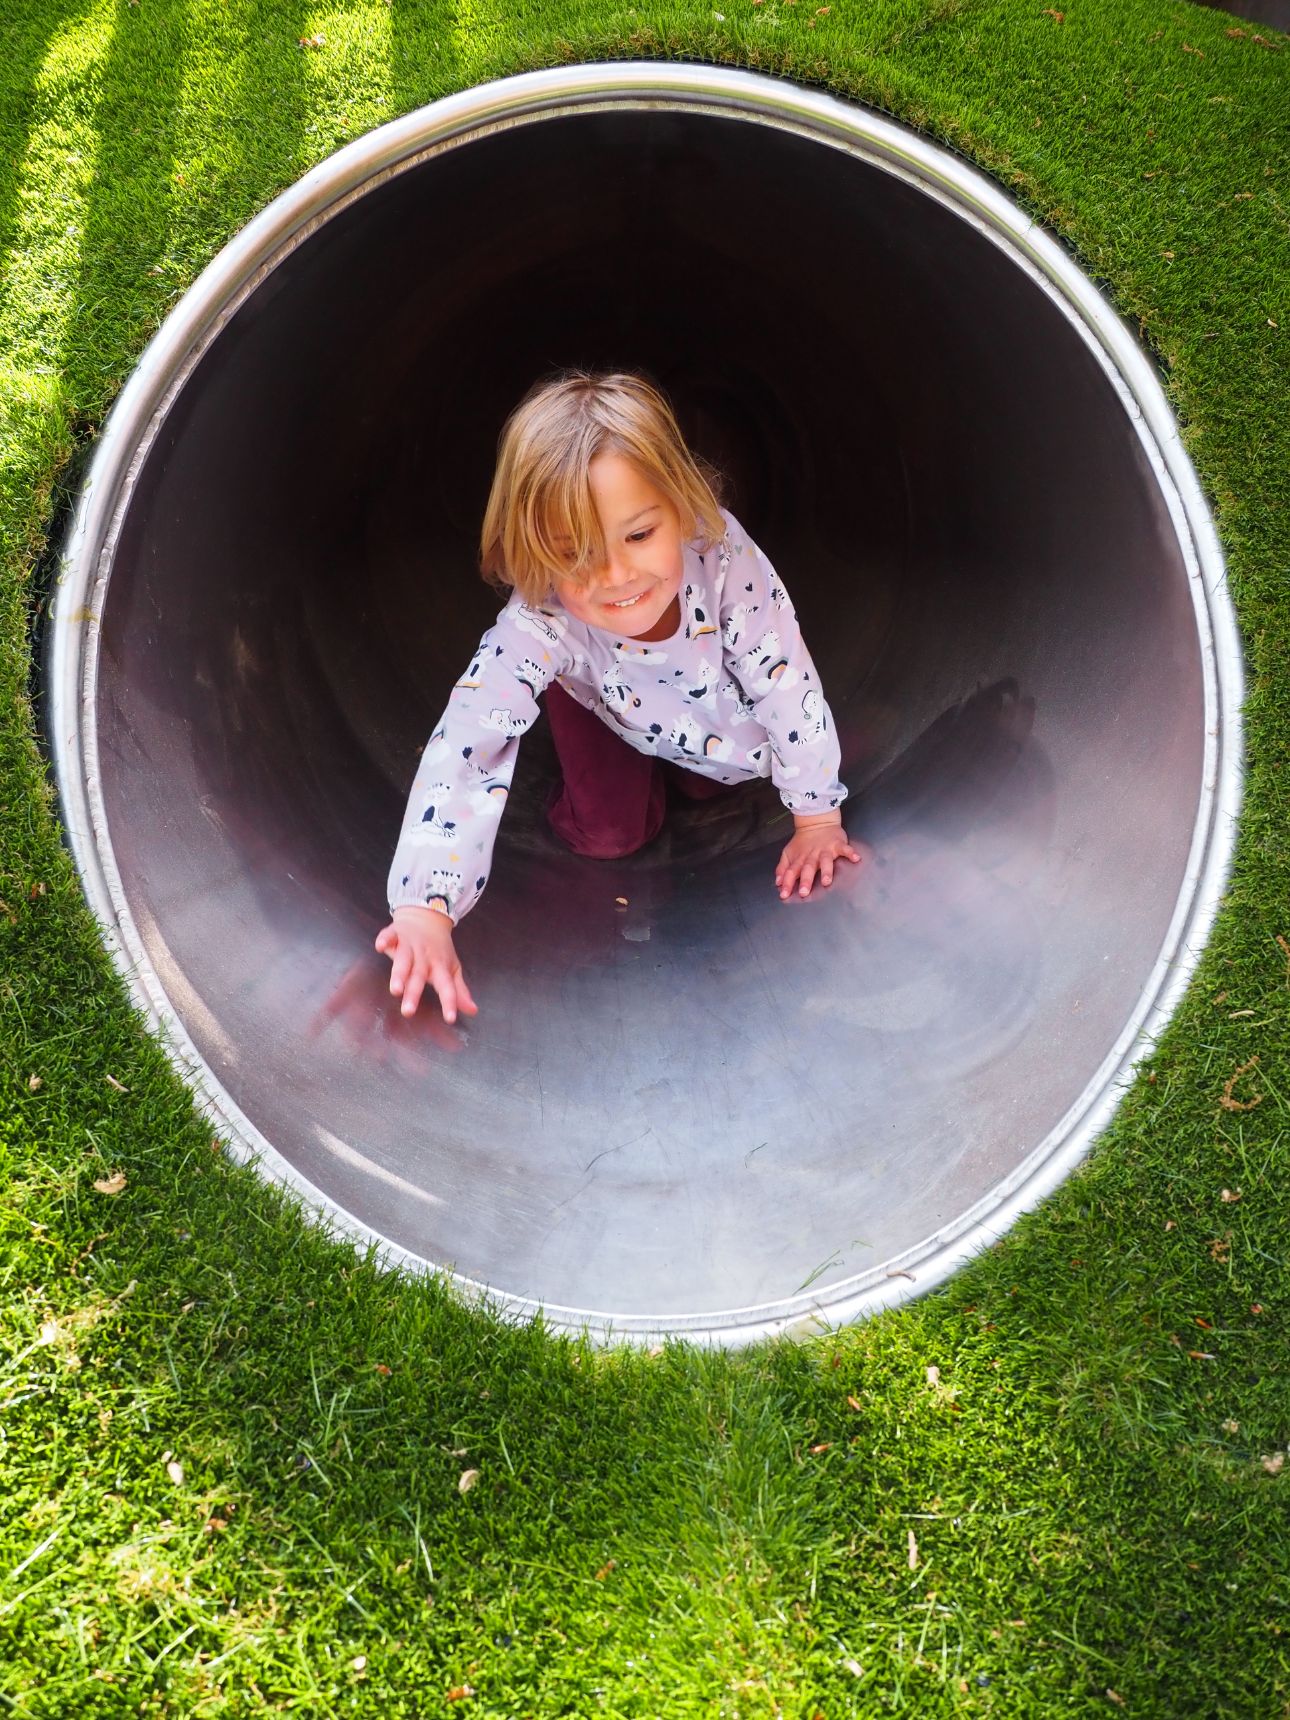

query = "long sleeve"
[[718, 512, 847, 815], [387, 598, 577, 923]]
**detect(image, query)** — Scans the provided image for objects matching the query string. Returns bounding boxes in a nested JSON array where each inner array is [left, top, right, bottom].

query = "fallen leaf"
[[1233, 193, 1253, 202], [1043, 7, 1064, 19], [1164, 1220, 1175, 1231], [926, 1365, 940, 1386], [842, 1657, 863, 1676], [104, 1074, 129, 1093], [374, 1363, 392, 1376], [1222, 1418, 1240, 1434], [594, 1559, 617, 1579], [1262, 1453, 1285, 1475], [458, 1468, 480, 1494], [614, 896, 628, 905], [1107, 1693, 1125, 1708], [351, 1655, 367, 1672], [846, 1394, 863, 1412], [1187, 1350, 1216, 1360], [907, 1528, 918, 1569], [648, 1345, 664, 1358], [446, 1687, 475, 1703], [1251, 1304, 1264, 1315], [181, 1300, 196, 1314], [1182, 41, 1204, 56], [93, 1171, 127, 1196], [166, 1460, 184, 1485], [1195, 1317, 1213, 1328], [204, 1516, 228, 1533], [1220, 1188, 1242, 1203], [298, 32, 326, 46], [38, 1318, 58, 1345], [809, 1442, 831, 1455], [1226, 24, 1246, 34], [27, 1074, 42, 1092]]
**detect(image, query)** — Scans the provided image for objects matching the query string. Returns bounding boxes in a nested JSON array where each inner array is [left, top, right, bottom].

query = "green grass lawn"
[[2, 0, 1288, 1713]]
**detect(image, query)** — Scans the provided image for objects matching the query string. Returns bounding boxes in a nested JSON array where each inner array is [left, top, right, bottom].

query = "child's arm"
[[379, 600, 574, 1018], [717, 512, 859, 899]]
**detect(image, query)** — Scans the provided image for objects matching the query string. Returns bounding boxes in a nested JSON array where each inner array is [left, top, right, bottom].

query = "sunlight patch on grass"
[[297, 1, 395, 145], [0, 0, 116, 375]]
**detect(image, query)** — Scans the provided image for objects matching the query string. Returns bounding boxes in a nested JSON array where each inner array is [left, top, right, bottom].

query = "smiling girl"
[[377, 370, 860, 1023]]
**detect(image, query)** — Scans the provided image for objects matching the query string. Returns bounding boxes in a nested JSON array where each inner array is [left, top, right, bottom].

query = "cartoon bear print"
[[721, 599, 759, 652], [512, 656, 549, 700], [410, 785, 458, 845], [796, 686, 826, 744], [514, 604, 568, 648], [601, 669, 643, 714], [735, 631, 798, 696], [423, 866, 463, 913], [481, 707, 532, 738]]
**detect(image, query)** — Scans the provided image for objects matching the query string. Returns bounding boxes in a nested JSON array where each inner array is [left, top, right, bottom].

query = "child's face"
[[550, 451, 686, 642]]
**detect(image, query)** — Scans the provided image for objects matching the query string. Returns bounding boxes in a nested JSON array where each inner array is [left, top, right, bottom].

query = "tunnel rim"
[[48, 60, 1245, 1347]]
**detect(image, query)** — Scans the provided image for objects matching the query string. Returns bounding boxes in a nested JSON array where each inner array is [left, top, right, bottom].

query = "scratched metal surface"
[[51, 70, 1240, 1342]]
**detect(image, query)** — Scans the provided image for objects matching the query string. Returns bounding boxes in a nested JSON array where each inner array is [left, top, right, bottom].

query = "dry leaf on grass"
[[166, 1460, 184, 1486], [907, 1528, 918, 1569], [926, 1365, 940, 1386], [105, 1074, 129, 1093], [27, 1074, 41, 1092], [446, 1687, 475, 1703], [1221, 1188, 1242, 1203], [1262, 1453, 1285, 1475], [458, 1468, 480, 1495], [594, 1560, 616, 1580], [38, 1318, 59, 1345], [351, 1655, 367, 1672], [93, 1171, 127, 1196]]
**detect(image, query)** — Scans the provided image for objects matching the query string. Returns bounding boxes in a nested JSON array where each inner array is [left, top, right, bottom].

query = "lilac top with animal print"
[[387, 508, 846, 922]]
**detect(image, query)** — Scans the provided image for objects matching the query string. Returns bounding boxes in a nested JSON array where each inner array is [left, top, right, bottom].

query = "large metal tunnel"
[[50, 65, 1243, 1345]]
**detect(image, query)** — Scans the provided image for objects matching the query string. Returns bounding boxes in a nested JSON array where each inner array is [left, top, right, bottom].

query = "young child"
[[376, 371, 861, 1023]]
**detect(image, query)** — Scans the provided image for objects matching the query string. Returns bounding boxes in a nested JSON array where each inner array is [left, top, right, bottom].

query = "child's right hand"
[[374, 906, 478, 1025]]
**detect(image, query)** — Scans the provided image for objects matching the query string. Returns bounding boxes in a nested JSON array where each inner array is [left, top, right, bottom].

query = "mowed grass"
[[1, 0, 1288, 1714]]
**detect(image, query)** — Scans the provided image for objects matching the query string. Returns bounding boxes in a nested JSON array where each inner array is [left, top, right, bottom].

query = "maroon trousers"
[[545, 681, 731, 859]]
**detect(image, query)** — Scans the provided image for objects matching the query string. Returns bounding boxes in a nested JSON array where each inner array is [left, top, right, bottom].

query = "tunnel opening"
[[50, 66, 1240, 1343]]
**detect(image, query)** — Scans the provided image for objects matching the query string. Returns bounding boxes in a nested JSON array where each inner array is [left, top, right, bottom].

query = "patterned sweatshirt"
[[387, 508, 846, 923]]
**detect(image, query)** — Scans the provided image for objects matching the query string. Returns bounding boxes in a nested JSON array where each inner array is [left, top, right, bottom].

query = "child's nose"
[[600, 555, 633, 588]]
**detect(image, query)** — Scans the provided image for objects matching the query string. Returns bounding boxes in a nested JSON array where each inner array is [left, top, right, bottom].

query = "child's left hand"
[[776, 813, 862, 900]]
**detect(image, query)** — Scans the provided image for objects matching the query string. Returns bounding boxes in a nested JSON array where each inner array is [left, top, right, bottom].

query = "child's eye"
[[628, 527, 655, 543]]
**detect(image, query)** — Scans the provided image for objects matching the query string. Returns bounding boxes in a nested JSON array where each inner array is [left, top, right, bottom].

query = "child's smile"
[[551, 451, 686, 643]]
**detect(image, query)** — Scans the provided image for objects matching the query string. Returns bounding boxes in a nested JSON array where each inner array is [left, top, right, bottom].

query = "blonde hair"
[[480, 370, 726, 605]]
